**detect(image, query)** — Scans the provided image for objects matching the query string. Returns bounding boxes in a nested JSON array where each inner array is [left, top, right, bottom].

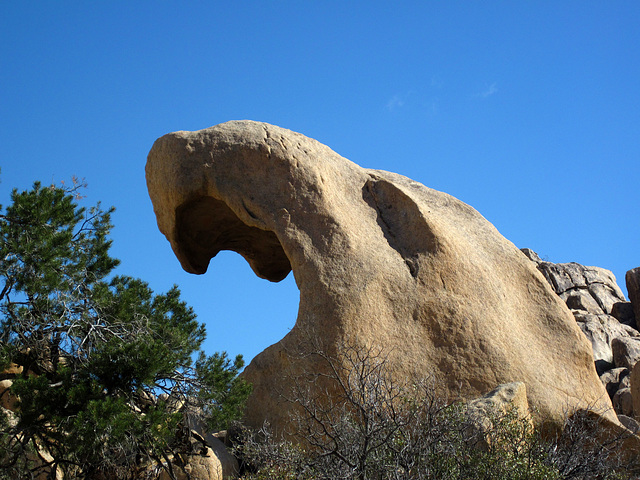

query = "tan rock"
[[574, 313, 640, 373], [0, 379, 18, 411], [631, 361, 640, 421], [467, 382, 531, 421], [611, 301, 636, 327], [613, 387, 634, 417], [536, 261, 626, 315], [564, 409, 640, 467], [466, 382, 532, 450], [600, 367, 629, 399], [617, 414, 640, 434], [146, 120, 614, 432], [200, 431, 238, 478], [3, 363, 23, 376], [612, 336, 640, 370], [31, 448, 64, 480], [156, 432, 238, 480], [0, 406, 17, 427]]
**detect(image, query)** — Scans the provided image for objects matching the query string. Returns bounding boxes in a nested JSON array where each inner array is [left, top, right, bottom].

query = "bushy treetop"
[[0, 179, 250, 479]]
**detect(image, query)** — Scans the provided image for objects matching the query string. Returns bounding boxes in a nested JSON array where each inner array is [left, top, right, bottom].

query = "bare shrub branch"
[[237, 339, 640, 480]]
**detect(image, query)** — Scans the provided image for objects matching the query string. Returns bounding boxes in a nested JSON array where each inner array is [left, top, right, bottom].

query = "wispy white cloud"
[[385, 90, 440, 116], [386, 94, 406, 111], [478, 82, 498, 98]]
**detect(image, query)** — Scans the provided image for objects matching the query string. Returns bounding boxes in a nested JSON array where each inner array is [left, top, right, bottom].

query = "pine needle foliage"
[[0, 180, 251, 479]]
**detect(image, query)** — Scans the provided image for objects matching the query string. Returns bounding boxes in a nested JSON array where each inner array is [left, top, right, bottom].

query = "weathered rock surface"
[[628, 268, 640, 324], [466, 382, 531, 450], [146, 120, 612, 432], [611, 301, 636, 328], [566, 409, 640, 467], [612, 336, 640, 371], [467, 382, 530, 419], [0, 379, 17, 411], [533, 260, 626, 316], [156, 432, 238, 480], [523, 252, 640, 419], [600, 367, 629, 399], [573, 313, 640, 373], [613, 387, 634, 417], [631, 362, 640, 421], [618, 414, 640, 434]]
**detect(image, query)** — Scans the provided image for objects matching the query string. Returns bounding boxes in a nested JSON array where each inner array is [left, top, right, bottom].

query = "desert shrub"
[[546, 408, 639, 480], [235, 342, 639, 480]]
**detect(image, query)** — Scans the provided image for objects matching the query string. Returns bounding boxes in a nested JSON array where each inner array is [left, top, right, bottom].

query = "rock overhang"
[[146, 119, 615, 432], [173, 194, 291, 281], [146, 121, 302, 282]]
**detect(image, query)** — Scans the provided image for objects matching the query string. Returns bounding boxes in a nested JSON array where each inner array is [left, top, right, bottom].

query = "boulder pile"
[[522, 249, 640, 430]]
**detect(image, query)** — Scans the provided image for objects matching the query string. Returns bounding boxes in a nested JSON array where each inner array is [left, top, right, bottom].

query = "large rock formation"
[[146, 120, 613, 432]]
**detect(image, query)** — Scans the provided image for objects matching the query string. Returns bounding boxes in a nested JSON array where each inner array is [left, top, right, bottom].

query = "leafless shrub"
[[547, 408, 640, 480], [236, 340, 640, 480]]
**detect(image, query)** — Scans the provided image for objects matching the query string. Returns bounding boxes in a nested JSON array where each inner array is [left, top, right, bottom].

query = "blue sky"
[[1, 2, 639, 363]]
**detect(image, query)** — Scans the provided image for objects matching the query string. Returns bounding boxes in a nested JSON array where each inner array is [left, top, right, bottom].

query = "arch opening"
[[174, 196, 292, 282]]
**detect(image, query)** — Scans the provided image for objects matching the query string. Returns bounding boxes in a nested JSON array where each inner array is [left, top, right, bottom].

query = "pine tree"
[[0, 180, 251, 479]]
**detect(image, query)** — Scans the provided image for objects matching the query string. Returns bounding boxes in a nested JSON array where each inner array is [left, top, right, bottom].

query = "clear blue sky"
[[2, 2, 639, 363]]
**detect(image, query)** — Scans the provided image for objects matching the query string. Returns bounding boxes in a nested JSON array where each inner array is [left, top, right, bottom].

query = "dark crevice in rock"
[[556, 282, 609, 296], [362, 176, 438, 279], [241, 200, 259, 221], [405, 258, 418, 278]]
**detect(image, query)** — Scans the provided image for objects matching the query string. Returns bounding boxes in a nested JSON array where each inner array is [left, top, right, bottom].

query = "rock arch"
[[146, 120, 612, 431]]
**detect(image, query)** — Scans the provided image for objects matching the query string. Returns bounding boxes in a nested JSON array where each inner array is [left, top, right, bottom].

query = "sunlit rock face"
[[146, 120, 613, 432]]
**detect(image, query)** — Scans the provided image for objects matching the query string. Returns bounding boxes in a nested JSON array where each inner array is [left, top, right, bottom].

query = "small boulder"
[[612, 336, 640, 370], [0, 379, 18, 411], [156, 432, 238, 480], [520, 248, 542, 263], [564, 409, 640, 466], [613, 387, 634, 417], [0, 406, 17, 428], [1, 363, 23, 376], [611, 301, 637, 329], [467, 382, 531, 419], [618, 414, 640, 434], [574, 313, 640, 373], [466, 382, 531, 450], [600, 367, 629, 399], [200, 431, 239, 476], [562, 289, 602, 314]]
